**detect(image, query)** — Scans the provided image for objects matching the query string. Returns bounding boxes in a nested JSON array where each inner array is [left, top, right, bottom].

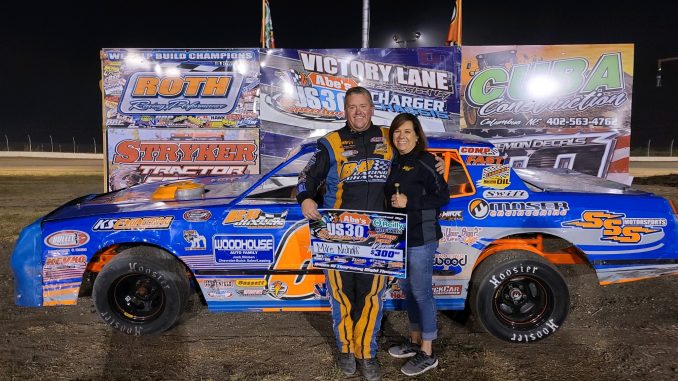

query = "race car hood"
[[43, 175, 256, 222], [514, 168, 648, 195]]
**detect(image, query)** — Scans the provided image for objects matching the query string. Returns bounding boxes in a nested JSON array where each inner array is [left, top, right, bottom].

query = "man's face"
[[344, 93, 373, 132]]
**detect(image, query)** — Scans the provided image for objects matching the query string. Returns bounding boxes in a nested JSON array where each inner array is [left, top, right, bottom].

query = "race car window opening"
[[430, 150, 475, 198], [246, 176, 298, 201], [276, 152, 314, 175]]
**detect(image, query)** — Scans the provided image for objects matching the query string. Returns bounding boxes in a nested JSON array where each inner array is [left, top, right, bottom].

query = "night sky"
[[2, 0, 677, 150]]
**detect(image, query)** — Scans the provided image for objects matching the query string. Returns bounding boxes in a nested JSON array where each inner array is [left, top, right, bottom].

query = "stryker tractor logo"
[[340, 159, 390, 183], [119, 72, 244, 114], [562, 211, 665, 243], [44, 230, 90, 248], [222, 209, 288, 228], [112, 139, 258, 179], [92, 216, 174, 231]]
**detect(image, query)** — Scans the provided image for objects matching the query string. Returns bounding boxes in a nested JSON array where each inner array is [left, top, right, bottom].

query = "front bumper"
[[10, 218, 43, 307]]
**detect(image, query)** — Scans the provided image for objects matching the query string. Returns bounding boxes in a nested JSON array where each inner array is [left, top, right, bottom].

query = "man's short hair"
[[344, 86, 374, 107]]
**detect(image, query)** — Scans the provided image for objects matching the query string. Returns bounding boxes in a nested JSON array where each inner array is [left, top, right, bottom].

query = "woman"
[[384, 113, 450, 376]]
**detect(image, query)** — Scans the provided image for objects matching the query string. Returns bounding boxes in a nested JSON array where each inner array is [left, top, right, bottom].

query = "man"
[[298, 87, 444, 380], [296, 86, 391, 381]]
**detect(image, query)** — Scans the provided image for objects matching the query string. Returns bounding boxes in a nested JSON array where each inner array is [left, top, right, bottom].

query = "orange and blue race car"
[[11, 133, 678, 341]]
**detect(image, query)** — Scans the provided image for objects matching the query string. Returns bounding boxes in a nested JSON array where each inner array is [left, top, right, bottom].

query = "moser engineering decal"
[[44, 230, 90, 248], [469, 198, 569, 219], [562, 211, 666, 243], [119, 72, 245, 115], [92, 216, 174, 231], [222, 209, 288, 228]]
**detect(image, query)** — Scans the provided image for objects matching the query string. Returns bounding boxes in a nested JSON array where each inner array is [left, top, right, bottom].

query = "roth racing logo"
[[119, 72, 244, 114]]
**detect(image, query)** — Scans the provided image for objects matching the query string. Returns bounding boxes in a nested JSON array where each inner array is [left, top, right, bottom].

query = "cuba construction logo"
[[119, 72, 244, 114]]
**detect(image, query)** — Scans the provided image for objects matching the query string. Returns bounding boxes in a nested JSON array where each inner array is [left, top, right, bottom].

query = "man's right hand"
[[301, 198, 322, 220]]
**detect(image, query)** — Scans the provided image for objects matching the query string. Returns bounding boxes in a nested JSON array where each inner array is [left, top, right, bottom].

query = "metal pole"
[[647, 139, 651, 157], [671, 139, 674, 157], [73, 136, 76, 153], [49, 135, 54, 152], [27, 134, 32, 152], [4, 134, 8, 151], [93, 136, 97, 154], [361, 0, 370, 48]]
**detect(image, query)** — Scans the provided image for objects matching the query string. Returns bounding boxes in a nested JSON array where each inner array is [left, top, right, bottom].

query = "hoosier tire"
[[92, 246, 189, 335], [469, 250, 569, 343]]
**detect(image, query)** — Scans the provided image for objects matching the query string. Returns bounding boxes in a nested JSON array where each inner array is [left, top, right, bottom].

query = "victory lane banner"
[[309, 209, 408, 278]]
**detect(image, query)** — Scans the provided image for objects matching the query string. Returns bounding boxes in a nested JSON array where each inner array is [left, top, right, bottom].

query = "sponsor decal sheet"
[[309, 209, 408, 278], [258, 48, 461, 168], [460, 44, 633, 182], [101, 49, 261, 190]]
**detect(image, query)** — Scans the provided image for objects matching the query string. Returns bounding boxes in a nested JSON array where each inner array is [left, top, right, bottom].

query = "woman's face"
[[393, 121, 418, 154]]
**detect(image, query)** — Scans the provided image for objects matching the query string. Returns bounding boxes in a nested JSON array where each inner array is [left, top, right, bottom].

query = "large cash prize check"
[[309, 209, 408, 278]]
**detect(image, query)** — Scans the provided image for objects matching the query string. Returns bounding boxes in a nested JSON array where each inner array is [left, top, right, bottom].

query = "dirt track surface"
[[0, 168, 677, 380]]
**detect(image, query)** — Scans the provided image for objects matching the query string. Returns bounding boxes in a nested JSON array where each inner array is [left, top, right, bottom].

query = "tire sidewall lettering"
[[488, 263, 539, 289], [508, 318, 560, 342], [129, 261, 172, 290]]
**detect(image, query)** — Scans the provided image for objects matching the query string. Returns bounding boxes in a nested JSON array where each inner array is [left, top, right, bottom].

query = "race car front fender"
[[10, 218, 43, 307]]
